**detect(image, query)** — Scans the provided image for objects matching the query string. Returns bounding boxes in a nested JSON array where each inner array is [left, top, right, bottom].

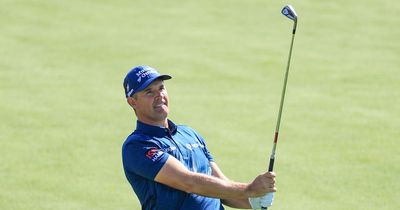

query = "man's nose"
[[155, 90, 164, 98]]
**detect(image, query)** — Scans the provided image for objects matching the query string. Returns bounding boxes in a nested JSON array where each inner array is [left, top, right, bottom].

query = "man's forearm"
[[209, 162, 252, 208], [185, 171, 250, 199], [155, 156, 254, 199], [155, 156, 274, 200]]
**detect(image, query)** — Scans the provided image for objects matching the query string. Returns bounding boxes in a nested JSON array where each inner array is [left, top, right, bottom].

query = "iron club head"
[[281, 5, 297, 21]]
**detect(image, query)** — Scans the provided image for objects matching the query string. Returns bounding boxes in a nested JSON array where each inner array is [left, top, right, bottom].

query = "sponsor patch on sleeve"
[[145, 148, 164, 162]]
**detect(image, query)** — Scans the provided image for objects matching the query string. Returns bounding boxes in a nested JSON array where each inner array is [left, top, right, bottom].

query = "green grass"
[[1, 0, 399, 209]]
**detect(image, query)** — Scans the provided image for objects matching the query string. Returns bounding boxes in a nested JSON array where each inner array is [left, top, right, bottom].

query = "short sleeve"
[[122, 139, 169, 180]]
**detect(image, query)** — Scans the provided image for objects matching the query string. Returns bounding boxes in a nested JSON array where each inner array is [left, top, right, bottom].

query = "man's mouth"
[[154, 102, 167, 109]]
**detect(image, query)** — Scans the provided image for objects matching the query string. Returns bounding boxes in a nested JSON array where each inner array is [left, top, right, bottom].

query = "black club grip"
[[268, 157, 275, 172]]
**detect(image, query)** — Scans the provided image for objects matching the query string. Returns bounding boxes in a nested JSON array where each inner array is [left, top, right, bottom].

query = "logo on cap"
[[123, 65, 171, 98], [136, 66, 157, 83]]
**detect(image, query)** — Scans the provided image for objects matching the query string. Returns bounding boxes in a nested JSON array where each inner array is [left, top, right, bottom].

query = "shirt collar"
[[135, 119, 177, 137]]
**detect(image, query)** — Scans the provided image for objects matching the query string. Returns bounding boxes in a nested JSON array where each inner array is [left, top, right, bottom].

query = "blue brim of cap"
[[133, 74, 172, 96]]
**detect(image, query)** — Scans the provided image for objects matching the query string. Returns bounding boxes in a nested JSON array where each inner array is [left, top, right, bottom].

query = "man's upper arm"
[[154, 155, 194, 192]]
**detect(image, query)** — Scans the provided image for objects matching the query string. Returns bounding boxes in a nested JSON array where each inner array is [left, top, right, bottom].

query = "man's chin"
[[154, 110, 168, 119], [154, 106, 168, 114]]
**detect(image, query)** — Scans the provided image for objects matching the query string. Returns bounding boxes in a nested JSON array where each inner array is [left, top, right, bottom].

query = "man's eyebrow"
[[143, 87, 152, 92], [143, 81, 164, 92]]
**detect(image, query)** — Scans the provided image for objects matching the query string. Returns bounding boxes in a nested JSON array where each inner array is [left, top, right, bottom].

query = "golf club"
[[261, 5, 298, 210]]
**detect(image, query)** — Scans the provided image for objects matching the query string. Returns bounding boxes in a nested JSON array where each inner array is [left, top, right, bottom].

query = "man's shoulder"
[[176, 124, 201, 136], [122, 132, 151, 147], [176, 124, 196, 132], [175, 124, 207, 143]]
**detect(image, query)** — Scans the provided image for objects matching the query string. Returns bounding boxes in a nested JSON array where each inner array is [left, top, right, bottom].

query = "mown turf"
[[1, 0, 399, 210]]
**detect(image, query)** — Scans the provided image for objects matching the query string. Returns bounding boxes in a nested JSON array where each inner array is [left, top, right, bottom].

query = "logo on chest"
[[185, 143, 204, 150]]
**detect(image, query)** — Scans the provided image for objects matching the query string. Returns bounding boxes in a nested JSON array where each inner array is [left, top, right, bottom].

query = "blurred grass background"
[[1, 0, 399, 209]]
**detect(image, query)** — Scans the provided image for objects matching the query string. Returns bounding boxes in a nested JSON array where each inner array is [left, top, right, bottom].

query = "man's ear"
[[127, 97, 136, 108]]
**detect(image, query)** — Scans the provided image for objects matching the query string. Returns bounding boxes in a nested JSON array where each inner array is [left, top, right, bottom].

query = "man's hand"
[[249, 193, 274, 209], [247, 172, 276, 209], [247, 172, 276, 197]]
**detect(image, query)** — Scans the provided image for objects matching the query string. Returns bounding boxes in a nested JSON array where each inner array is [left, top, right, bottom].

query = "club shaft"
[[262, 20, 297, 210], [268, 20, 296, 171]]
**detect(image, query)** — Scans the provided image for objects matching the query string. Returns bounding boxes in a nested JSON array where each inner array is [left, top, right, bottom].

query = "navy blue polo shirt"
[[122, 120, 224, 210]]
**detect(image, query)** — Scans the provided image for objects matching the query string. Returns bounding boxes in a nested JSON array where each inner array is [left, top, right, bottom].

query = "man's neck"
[[138, 118, 168, 128]]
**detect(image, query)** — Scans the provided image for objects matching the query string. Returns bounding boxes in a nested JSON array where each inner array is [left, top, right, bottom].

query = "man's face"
[[130, 79, 169, 126]]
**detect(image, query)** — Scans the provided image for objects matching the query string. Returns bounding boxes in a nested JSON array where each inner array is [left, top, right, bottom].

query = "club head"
[[281, 5, 297, 21]]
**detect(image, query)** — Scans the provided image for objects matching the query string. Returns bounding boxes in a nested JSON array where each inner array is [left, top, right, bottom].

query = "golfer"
[[122, 66, 276, 210]]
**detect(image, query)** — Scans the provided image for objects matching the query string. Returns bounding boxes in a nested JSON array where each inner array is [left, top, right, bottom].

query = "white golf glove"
[[249, 192, 274, 209]]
